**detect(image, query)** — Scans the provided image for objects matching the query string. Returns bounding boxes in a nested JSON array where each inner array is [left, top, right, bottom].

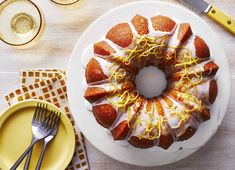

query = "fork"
[[23, 103, 47, 170], [24, 110, 61, 170], [35, 112, 61, 170], [10, 103, 59, 170]]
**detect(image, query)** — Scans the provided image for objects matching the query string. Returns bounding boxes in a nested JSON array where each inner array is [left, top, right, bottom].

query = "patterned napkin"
[[5, 69, 89, 170]]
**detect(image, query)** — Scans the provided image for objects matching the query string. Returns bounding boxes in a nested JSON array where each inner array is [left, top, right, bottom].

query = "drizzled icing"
[[160, 98, 181, 128], [194, 60, 210, 73], [182, 35, 196, 59], [82, 14, 217, 149], [189, 80, 210, 102], [88, 83, 122, 92], [159, 95, 199, 139], [129, 101, 150, 137], [85, 99, 92, 111], [93, 56, 113, 76], [103, 38, 124, 56], [107, 90, 139, 110], [82, 78, 88, 90], [102, 15, 176, 66], [129, 99, 166, 141], [167, 24, 180, 50], [81, 44, 93, 68], [109, 97, 142, 134], [128, 21, 139, 37], [109, 111, 128, 131], [172, 59, 213, 90], [92, 98, 109, 107]]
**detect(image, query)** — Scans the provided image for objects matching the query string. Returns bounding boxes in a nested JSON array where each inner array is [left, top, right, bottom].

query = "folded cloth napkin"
[[5, 69, 89, 170]]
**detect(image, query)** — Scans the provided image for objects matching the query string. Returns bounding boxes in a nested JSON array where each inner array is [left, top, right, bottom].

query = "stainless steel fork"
[[35, 112, 61, 170], [10, 103, 59, 170], [23, 103, 47, 170], [24, 109, 61, 170]]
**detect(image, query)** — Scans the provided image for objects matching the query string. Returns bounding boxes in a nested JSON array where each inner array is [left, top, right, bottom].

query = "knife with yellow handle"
[[178, 0, 235, 35]]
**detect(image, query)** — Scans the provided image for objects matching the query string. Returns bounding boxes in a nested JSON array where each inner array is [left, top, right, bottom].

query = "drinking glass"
[[49, 0, 82, 8], [0, 0, 45, 49]]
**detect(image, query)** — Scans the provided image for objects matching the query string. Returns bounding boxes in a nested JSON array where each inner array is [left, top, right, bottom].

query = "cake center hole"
[[135, 66, 167, 98]]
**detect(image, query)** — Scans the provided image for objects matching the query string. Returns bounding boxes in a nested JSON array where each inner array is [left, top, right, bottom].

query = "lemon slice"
[[0, 0, 44, 48]]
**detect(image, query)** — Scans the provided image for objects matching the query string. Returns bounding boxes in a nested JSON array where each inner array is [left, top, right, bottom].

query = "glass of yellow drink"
[[0, 0, 45, 49]]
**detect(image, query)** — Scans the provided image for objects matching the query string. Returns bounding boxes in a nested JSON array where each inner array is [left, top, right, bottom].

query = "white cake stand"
[[67, 1, 231, 166]]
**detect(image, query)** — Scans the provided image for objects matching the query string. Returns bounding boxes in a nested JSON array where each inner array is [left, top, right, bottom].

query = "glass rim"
[[0, 0, 44, 47], [49, 0, 81, 6]]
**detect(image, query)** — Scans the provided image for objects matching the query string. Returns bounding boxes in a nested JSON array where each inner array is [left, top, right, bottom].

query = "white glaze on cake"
[[82, 78, 88, 90], [103, 38, 124, 56], [129, 101, 150, 137], [88, 83, 122, 92], [128, 21, 139, 36], [81, 44, 93, 68], [92, 98, 109, 107], [166, 24, 180, 50], [182, 35, 196, 58], [194, 60, 210, 73], [189, 80, 210, 103], [85, 100, 92, 111], [160, 97, 180, 129], [109, 112, 127, 130], [82, 14, 218, 151], [93, 56, 113, 77]]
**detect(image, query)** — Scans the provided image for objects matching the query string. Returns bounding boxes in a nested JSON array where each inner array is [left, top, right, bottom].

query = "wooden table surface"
[[0, 0, 234, 169]]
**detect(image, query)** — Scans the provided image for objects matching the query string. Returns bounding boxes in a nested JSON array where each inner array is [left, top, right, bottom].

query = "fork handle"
[[23, 141, 34, 170], [10, 141, 37, 170], [36, 142, 49, 170]]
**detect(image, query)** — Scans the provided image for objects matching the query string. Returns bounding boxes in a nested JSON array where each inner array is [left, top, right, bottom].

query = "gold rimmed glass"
[[0, 0, 45, 49], [49, 0, 82, 8]]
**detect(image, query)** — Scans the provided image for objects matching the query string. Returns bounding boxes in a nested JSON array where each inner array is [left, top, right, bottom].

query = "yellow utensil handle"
[[207, 6, 235, 35]]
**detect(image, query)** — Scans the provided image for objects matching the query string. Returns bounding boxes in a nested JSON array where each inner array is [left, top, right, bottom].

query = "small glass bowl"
[[0, 0, 45, 49]]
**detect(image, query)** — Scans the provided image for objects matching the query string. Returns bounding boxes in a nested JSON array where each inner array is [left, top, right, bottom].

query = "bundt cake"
[[83, 14, 219, 149]]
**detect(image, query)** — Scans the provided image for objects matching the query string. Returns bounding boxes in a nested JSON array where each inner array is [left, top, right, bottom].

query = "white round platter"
[[67, 1, 231, 166]]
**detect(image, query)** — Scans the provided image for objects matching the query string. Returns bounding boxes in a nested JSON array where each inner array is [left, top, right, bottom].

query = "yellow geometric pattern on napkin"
[[5, 69, 89, 170]]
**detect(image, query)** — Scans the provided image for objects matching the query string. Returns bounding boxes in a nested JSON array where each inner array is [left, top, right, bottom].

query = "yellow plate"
[[0, 99, 75, 170]]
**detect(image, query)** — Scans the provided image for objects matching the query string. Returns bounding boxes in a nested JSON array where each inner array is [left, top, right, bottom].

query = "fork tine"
[[40, 104, 47, 123], [34, 112, 61, 170], [47, 111, 55, 129], [50, 112, 60, 131], [39, 104, 44, 122], [42, 111, 53, 127], [34, 103, 42, 123], [53, 112, 61, 129], [41, 111, 61, 133], [54, 112, 61, 131], [32, 103, 40, 123], [56, 112, 61, 125], [48, 111, 58, 129], [57, 112, 61, 123], [39, 104, 44, 123], [36, 103, 43, 123], [43, 110, 57, 130]]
